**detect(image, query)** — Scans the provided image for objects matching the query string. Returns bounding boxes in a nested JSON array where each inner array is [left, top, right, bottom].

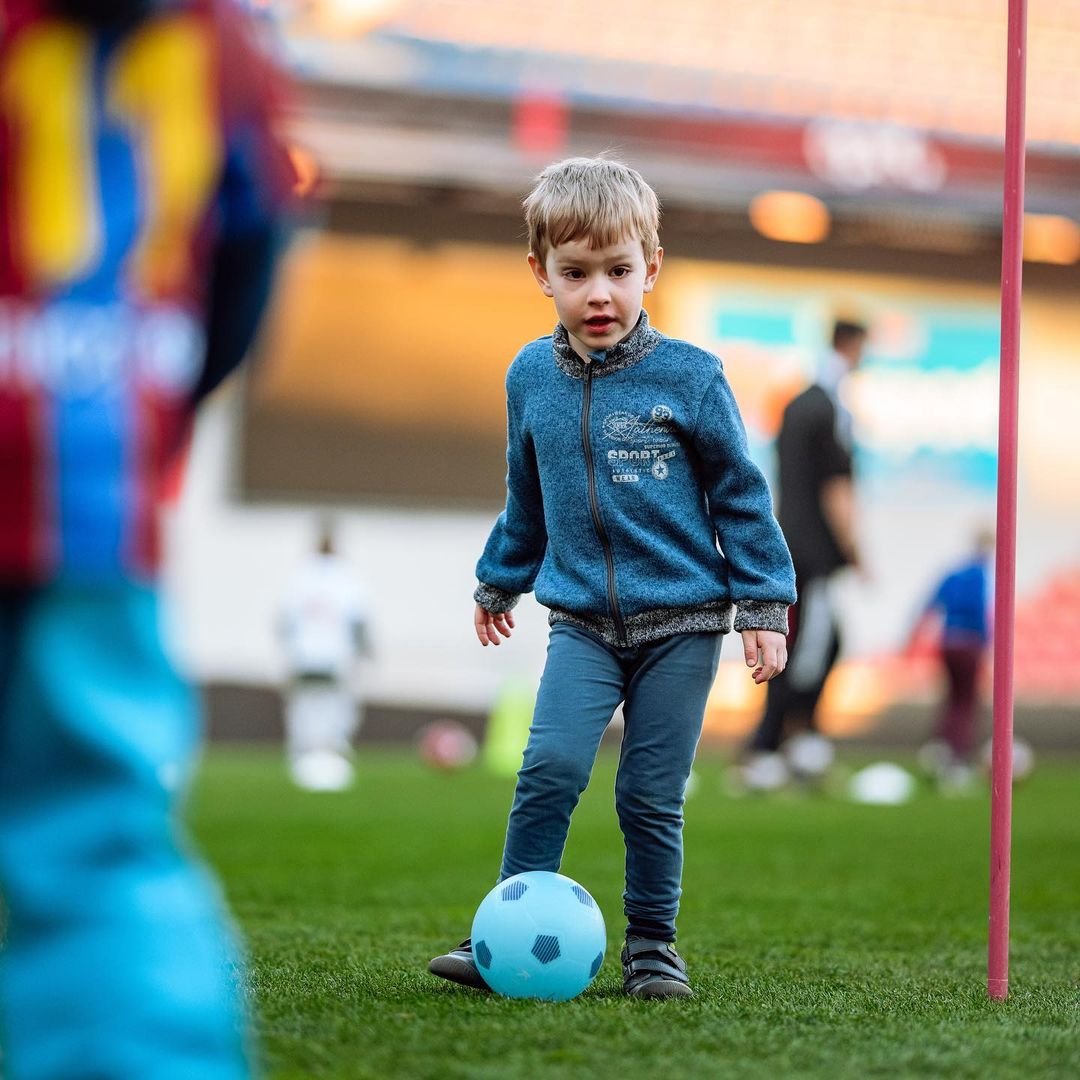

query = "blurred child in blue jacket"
[[912, 529, 994, 786]]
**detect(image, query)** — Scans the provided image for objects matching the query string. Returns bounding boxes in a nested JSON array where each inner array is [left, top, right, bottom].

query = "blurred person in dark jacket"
[[0, 1, 292, 1075], [741, 319, 867, 791]]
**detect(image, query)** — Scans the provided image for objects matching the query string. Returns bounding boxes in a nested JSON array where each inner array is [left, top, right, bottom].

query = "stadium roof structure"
[[337, 0, 1080, 149], [281, 0, 1080, 266]]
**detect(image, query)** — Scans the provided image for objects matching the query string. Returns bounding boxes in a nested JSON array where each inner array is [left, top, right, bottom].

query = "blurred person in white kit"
[[279, 523, 372, 790]]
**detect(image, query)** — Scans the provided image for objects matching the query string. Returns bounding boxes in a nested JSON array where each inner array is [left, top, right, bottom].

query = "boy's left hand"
[[741, 629, 788, 684]]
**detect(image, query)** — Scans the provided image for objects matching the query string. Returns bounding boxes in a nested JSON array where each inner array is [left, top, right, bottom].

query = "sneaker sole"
[[427, 955, 491, 992], [626, 979, 694, 999]]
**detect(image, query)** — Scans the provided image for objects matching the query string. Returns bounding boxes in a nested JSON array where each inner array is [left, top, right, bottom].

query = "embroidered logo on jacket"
[[602, 408, 672, 442], [602, 405, 679, 484]]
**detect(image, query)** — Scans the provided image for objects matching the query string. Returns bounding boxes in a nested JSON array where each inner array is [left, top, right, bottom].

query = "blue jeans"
[[0, 585, 250, 1080], [500, 623, 722, 942]]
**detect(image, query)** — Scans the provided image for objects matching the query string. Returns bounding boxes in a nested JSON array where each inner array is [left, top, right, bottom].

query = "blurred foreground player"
[[0, 1, 291, 1076]]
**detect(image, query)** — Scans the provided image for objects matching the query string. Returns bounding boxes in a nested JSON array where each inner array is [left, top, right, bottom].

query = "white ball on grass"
[[848, 762, 916, 805]]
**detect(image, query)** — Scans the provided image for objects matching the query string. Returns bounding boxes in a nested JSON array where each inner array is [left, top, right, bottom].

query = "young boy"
[[428, 157, 795, 999]]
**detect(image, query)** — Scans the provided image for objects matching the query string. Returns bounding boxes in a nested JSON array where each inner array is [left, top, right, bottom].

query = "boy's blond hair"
[[524, 157, 661, 264]]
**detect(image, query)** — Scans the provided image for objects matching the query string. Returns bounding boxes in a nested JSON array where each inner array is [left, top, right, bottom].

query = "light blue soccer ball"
[[471, 871, 606, 1001]]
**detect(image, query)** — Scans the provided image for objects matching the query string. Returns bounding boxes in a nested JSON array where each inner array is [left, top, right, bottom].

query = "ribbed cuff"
[[733, 600, 790, 635], [474, 582, 520, 613]]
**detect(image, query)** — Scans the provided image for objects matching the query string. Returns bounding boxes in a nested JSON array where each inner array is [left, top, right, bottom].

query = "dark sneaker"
[[621, 938, 693, 999], [427, 938, 491, 992]]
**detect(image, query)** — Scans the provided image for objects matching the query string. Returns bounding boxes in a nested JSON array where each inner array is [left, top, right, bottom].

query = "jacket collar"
[[552, 310, 662, 379]]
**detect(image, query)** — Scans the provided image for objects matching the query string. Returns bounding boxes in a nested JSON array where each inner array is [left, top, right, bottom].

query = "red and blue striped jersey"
[[0, 0, 291, 584]]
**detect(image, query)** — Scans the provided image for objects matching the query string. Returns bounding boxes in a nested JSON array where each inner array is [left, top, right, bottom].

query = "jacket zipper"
[[582, 358, 627, 644]]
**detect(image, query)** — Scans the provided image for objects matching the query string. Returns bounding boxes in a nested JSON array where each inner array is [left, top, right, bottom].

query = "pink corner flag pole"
[[989, 0, 1027, 1002]]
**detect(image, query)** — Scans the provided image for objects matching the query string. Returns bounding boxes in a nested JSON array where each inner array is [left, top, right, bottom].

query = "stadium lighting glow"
[[315, 0, 403, 34], [1022, 213, 1080, 264], [748, 191, 830, 244]]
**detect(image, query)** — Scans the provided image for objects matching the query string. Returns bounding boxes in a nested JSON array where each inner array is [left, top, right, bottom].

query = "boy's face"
[[528, 235, 663, 360]]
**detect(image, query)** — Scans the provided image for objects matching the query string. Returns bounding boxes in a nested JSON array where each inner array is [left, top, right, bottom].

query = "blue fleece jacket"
[[475, 312, 796, 646]]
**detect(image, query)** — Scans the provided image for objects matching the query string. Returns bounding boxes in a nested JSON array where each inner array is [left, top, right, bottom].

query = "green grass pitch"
[[191, 748, 1080, 1079]]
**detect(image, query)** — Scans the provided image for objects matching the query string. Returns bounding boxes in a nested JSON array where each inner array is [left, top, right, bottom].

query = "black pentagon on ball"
[[571, 885, 595, 908], [531, 934, 561, 964], [473, 939, 492, 969], [589, 951, 604, 979], [501, 880, 528, 901]]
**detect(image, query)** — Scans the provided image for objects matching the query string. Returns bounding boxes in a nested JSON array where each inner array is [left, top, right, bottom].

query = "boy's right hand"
[[475, 604, 515, 647]]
